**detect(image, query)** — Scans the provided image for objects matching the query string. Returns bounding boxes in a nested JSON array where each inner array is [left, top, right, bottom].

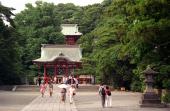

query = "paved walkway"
[[20, 84, 77, 111], [75, 91, 170, 111], [18, 84, 170, 111], [0, 91, 38, 111]]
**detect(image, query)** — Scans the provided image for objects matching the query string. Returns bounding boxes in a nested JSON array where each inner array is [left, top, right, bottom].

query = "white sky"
[[0, 0, 104, 14]]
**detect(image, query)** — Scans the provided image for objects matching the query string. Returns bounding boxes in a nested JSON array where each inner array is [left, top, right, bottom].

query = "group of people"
[[37, 75, 79, 87], [39, 81, 76, 104], [62, 76, 79, 88], [98, 83, 112, 108], [39, 77, 112, 107], [40, 81, 53, 97], [37, 75, 53, 86]]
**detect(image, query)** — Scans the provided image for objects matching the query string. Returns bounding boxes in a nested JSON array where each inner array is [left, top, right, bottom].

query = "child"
[[60, 88, 67, 103], [40, 82, 46, 97]]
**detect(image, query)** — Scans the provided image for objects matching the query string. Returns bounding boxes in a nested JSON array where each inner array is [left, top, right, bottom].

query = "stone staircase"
[[1, 84, 99, 92]]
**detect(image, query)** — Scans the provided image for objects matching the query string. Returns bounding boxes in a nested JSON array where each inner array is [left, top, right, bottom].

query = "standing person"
[[68, 85, 76, 104], [37, 76, 42, 86], [105, 86, 112, 107], [98, 83, 106, 108], [40, 82, 46, 97], [60, 88, 67, 103], [48, 82, 53, 97], [68, 75, 72, 85], [54, 76, 57, 84], [73, 77, 79, 88]]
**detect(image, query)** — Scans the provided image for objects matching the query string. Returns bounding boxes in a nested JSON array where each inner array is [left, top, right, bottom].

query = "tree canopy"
[[0, 4, 21, 84], [79, 0, 170, 90]]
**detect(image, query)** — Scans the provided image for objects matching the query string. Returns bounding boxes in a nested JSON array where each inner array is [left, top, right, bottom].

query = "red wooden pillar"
[[66, 63, 68, 77], [44, 64, 47, 83], [54, 65, 57, 77]]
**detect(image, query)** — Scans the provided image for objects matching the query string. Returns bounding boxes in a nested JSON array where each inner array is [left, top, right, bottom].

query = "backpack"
[[101, 87, 106, 95], [107, 90, 111, 96]]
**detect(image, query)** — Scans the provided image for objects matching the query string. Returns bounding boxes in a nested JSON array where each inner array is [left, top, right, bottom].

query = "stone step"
[[15, 85, 39, 92], [140, 103, 167, 108], [0, 85, 14, 91]]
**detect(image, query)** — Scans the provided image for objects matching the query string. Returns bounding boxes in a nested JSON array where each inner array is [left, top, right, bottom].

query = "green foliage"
[[79, 0, 170, 90], [0, 4, 22, 85], [14, 1, 65, 76], [55, 3, 81, 24], [163, 80, 170, 90], [162, 92, 170, 103], [130, 81, 142, 92], [160, 65, 170, 89], [79, 4, 102, 34]]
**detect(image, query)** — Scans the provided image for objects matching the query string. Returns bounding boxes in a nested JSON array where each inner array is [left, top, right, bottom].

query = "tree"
[[0, 4, 21, 84], [14, 1, 64, 78], [78, 0, 170, 91]]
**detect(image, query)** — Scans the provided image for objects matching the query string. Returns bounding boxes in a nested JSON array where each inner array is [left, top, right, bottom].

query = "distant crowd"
[[36, 75, 78, 87]]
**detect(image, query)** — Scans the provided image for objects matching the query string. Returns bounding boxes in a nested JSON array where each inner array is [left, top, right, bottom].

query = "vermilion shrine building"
[[33, 24, 83, 83]]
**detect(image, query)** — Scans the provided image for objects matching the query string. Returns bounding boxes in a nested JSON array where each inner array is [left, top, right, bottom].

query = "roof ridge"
[[42, 44, 80, 48]]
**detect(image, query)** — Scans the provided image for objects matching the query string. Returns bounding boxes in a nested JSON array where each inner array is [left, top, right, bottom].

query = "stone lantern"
[[140, 65, 166, 107]]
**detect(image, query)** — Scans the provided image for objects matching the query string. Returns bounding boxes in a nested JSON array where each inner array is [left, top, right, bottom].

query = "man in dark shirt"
[[98, 83, 106, 108]]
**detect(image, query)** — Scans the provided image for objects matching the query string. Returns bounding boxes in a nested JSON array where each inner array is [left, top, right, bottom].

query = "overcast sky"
[[1, 0, 104, 13]]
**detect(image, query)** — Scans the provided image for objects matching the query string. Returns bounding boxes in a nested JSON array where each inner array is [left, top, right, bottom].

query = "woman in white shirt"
[[105, 86, 112, 107], [68, 85, 76, 104]]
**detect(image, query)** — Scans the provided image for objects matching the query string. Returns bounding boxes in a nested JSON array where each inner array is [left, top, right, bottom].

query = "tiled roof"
[[61, 24, 82, 36], [33, 44, 82, 63]]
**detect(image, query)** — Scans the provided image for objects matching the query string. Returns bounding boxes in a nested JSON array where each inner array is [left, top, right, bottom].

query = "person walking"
[[40, 82, 46, 97], [68, 85, 76, 104], [60, 88, 67, 103], [98, 83, 106, 108], [48, 82, 53, 97], [105, 85, 112, 107]]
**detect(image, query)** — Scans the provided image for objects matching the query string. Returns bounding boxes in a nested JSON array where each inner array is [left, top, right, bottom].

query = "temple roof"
[[61, 24, 82, 36], [33, 44, 82, 63]]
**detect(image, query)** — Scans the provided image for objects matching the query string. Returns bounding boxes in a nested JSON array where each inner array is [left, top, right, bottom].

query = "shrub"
[[162, 92, 170, 103], [130, 81, 142, 92], [163, 79, 170, 90]]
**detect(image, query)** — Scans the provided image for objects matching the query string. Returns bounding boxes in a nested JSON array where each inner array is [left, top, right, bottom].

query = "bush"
[[162, 92, 170, 103], [163, 79, 170, 90], [130, 81, 142, 92]]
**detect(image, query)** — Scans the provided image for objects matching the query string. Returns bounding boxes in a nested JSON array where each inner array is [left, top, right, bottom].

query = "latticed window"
[[59, 68, 65, 75]]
